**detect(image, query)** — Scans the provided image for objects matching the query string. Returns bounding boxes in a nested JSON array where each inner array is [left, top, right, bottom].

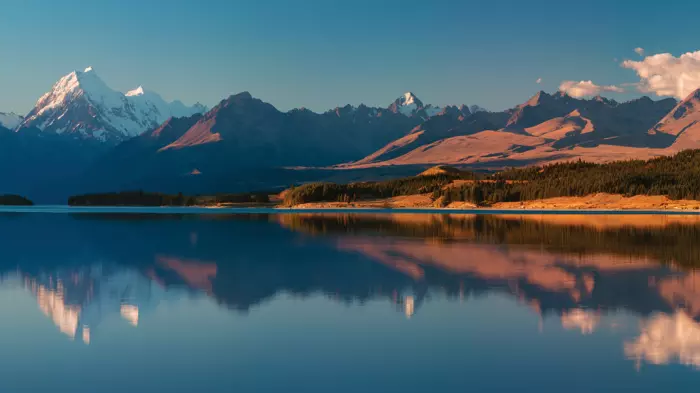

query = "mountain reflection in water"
[[2, 212, 700, 371]]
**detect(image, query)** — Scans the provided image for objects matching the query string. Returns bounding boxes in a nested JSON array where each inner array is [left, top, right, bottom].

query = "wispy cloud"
[[536, 77, 542, 84], [622, 50, 700, 99], [558, 80, 624, 98], [634, 47, 645, 56]]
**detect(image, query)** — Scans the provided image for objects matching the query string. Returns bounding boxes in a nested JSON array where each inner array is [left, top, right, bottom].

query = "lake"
[[1, 211, 700, 392]]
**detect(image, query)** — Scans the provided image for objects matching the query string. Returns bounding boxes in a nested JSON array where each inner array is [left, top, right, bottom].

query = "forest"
[[68, 191, 270, 206], [282, 171, 480, 206], [0, 194, 33, 206], [283, 150, 700, 206]]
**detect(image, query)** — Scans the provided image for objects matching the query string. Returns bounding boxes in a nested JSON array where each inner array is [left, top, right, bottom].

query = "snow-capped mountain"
[[388, 92, 426, 116], [387, 91, 444, 118], [386, 92, 479, 119], [18, 67, 206, 142], [0, 112, 23, 129]]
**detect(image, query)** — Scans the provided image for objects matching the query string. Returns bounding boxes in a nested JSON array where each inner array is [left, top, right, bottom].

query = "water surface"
[[1, 212, 700, 392]]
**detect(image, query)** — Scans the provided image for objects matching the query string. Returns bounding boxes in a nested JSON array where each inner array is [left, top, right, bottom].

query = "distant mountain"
[[386, 91, 475, 119], [69, 89, 700, 199], [346, 91, 679, 168], [469, 105, 487, 114], [387, 92, 425, 116], [504, 91, 578, 131], [17, 67, 205, 143], [76, 92, 429, 194], [350, 106, 510, 166], [504, 91, 676, 143], [8, 81, 700, 202], [652, 88, 700, 150], [155, 92, 433, 163], [0, 112, 23, 129]]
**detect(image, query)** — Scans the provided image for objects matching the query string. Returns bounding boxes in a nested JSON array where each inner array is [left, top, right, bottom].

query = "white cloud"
[[622, 51, 700, 99], [536, 77, 542, 84], [558, 80, 624, 98], [624, 311, 700, 368], [634, 47, 645, 56]]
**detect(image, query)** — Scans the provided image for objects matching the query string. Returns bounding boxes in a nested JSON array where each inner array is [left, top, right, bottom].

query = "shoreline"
[[10, 193, 700, 215], [3, 205, 700, 215], [283, 193, 700, 211]]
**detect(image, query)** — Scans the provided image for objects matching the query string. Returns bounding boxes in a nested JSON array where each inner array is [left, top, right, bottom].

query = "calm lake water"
[[2, 211, 700, 392]]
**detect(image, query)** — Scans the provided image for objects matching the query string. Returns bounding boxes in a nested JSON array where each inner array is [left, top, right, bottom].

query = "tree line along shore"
[[67, 191, 272, 207], [65, 149, 700, 209]]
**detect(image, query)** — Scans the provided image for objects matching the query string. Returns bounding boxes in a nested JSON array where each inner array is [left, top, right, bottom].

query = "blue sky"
[[1, 0, 700, 113]]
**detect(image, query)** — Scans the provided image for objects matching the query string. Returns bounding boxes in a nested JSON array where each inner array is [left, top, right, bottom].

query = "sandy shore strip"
[[287, 193, 700, 211]]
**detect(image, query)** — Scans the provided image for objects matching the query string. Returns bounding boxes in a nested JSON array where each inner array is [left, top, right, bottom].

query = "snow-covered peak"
[[0, 112, 23, 129], [400, 92, 419, 106], [33, 67, 123, 119], [389, 92, 425, 116], [126, 86, 145, 97], [20, 67, 206, 142]]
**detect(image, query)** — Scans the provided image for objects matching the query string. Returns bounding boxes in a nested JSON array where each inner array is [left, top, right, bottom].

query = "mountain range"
[[4, 67, 700, 202]]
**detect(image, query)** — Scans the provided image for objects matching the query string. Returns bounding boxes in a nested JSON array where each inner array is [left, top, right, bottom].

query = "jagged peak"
[[469, 104, 487, 113], [333, 104, 355, 116], [399, 91, 420, 106], [525, 90, 552, 106], [388, 91, 425, 116], [126, 86, 145, 97], [457, 104, 472, 116], [633, 95, 653, 103], [32, 67, 113, 112], [438, 105, 462, 117], [591, 95, 618, 106]]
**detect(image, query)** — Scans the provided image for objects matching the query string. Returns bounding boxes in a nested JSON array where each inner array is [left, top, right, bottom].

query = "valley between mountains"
[[3, 67, 700, 203]]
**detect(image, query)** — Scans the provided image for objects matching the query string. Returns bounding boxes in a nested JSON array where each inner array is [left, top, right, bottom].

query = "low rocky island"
[[0, 195, 33, 206]]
